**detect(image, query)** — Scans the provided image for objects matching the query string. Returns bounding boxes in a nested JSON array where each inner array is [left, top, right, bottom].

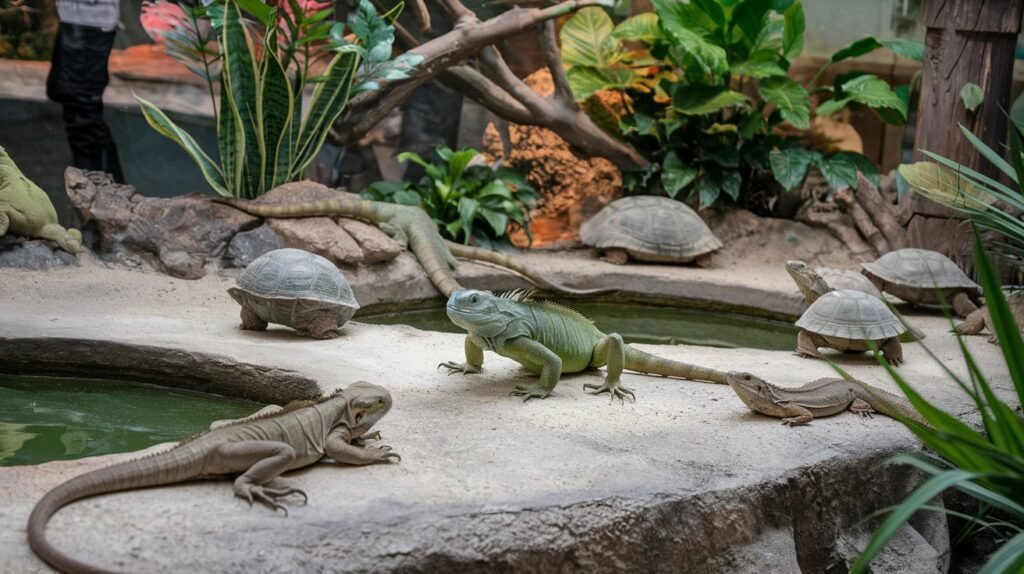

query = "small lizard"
[[725, 371, 927, 426], [28, 381, 399, 574]]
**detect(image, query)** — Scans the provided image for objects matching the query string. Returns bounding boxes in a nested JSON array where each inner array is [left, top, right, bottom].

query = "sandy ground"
[[0, 243, 1014, 572]]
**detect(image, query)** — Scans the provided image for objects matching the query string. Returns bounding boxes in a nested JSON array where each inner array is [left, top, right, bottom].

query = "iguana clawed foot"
[[438, 361, 481, 375], [364, 444, 402, 463], [235, 481, 308, 516], [351, 430, 382, 446], [583, 379, 635, 402], [509, 383, 551, 402]]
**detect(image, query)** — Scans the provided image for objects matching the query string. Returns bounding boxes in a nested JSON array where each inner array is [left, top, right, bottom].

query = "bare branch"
[[435, 0, 476, 22], [408, 0, 432, 31], [479, 46, 552, 117], [441, 66, 534, 124], [538, 20, 576, 106]]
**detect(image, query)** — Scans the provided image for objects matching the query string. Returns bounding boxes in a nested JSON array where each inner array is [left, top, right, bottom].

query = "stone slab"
[[0, 263, 1013, 573]]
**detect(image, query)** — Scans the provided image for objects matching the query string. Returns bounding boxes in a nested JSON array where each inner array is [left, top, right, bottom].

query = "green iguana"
[[440, 289, 729, 401], [28, 381, 399, 574], [0, 145, 82, 254], [725, 371, 928, 426], [218, 197, 602, 298]]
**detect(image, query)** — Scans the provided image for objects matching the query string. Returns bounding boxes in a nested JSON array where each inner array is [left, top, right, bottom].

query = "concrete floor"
[[0, 256, 1013, 572]]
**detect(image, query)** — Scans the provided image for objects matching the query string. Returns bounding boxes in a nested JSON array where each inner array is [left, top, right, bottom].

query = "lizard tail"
[[214, 197, 383, 222], [28, 448, 203, 574], [446, 242, 612, 296], [850, 380, 931, 427], [624, 347, 729, 384]]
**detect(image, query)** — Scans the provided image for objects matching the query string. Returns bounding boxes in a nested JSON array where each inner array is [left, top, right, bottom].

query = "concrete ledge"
[[0, 337, 320, 404]]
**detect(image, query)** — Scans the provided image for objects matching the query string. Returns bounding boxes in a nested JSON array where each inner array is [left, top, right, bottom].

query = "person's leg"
[[47, 22, 123, 180]]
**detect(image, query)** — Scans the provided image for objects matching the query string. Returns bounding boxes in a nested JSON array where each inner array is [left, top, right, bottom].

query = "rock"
[[256, 180, 402, 266], [269, 217, 366, 266], [226, 225, 284, 268], [65, 167, 259, 278], [0, 237, 77, 269], [338, 219, 403, 263]]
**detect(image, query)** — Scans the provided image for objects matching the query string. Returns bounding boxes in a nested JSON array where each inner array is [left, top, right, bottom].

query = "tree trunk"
[[902, 0, 1022, 268]]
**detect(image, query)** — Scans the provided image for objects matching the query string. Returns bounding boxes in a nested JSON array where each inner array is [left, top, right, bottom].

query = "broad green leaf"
[[445, 148, 479, 183], [612, 12, 661, 44], [260, 25, 296, 190], [652, 0, 728, 76], [730, 50, 788, 79], [782, 2, 804, 60], [566, 66, 635, 101], [881, 38, 925, 62], [233, 0, 274, 26], [479, 208, 509, 237], [673, 86, 748, 115], [830, 36, 883, 64], [898, 162, 993, 210], [661, 151, 698, 197], [769, 146, 817, 190], [814, 96, 851, 117], [697, 172, 721, 207], [732, 0, 774, 46], [457, 197, 478, 244], [840, 74, 908, 124], [135, 94, 229, 196], [656, 0, 720, 35], [815, 152, 859, 190], [560, 7, 620, 68], [960, 83, 984, 112], [216, 76, 241, 196], [759, 76, 810, 129], [840, 151, 881, 189], [721, 169, 742, 200]]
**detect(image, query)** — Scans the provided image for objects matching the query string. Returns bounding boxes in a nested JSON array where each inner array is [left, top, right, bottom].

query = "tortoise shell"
[[816, 267, 882, 298], [579, 196, 722, 263], [862, 248, 980, 302], [228, 248, 359, 331], [796, 289, 906, 341]]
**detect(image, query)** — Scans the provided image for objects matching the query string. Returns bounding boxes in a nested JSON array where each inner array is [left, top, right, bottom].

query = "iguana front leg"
[[212, 441, 307, 515], [378, 222, 408, 247], [439, 336, 484, 375], [325, 427, 401, 464], [584, 333, 635, 401], [502, 337, 562, 401]]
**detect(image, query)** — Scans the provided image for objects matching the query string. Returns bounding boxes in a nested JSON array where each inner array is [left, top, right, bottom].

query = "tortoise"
[[579, 196, 722, 266], [861, 248, 981, 318], [955, 290, 1024, 344], [815, 267, 882, 298], [228, 248, 360, 339], [786, 260, 907, 365]]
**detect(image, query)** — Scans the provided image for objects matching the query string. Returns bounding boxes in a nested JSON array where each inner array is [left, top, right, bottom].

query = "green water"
[[358, 301, 799, 351], [0, 375, 262, 467]]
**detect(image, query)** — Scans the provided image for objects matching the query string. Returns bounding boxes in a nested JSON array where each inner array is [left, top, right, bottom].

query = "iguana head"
[[785, 260, 831, 303], [725, 371, 778, 412], [446, 289, 515, 337], [342, 381, 392, 436]]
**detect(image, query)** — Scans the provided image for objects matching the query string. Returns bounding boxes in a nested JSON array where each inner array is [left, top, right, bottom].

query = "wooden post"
[[902, 0, 1022, 267]]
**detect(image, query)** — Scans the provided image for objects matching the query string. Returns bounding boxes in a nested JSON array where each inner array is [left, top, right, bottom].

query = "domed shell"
[[579, 196, 722, 262], [862, 248, 980, 293], [235, 248, 359, 310], [796, 289, 906, 340], [817, 267, 882, 298]]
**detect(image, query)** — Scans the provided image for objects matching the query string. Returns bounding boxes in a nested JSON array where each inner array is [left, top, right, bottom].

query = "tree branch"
[[538, 20, 576, 107], [440, 66, 534, 124]]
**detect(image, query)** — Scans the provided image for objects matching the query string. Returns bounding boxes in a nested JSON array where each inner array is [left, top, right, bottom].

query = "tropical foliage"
[[899, 120, 1024, 258], [361, 147, 537, 247], [137, 0, 416, 198], [560, 0, 920, 209], [851, 233, 1024, 573]]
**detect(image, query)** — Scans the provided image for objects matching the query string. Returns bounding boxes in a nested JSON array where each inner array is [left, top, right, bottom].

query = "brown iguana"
[[217, 197, 603, 298], [0, 145, 83, 254], [28, 381, 399, 574], [725, 371, 928, 426], [440, 289, 729, 401]]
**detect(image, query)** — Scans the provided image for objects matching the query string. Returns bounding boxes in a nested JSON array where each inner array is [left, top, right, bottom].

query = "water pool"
[[357, 300, 799, 351], [0, 375, 262, 466]]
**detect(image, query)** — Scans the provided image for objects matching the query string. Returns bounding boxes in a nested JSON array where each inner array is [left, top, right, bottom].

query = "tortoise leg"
[[240, 305, 268, 331], [694, 253, 714, 268], [951, 292, 979, 318], [796, 331, 825, 360], [600, 249, 630, 265], [954, 307, 988, 336], [306, 315, 340, 339], [880, 337, 904, 367]]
